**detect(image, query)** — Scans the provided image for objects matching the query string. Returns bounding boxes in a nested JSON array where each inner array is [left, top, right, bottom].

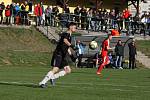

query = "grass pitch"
[[0, 66, 150, 100], [0, 27, 150, 100]]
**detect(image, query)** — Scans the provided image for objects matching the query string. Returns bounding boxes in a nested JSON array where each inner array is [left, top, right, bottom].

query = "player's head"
[[67, 22, 77, 33], [107, 34, 112, 40]]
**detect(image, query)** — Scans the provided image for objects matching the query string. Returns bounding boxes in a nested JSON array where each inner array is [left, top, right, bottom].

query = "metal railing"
[[41, 12, 150, 35], [1, 12, 150, 36]]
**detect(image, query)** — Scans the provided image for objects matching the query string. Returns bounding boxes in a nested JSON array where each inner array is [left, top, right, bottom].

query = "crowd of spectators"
[[0, 1, 150, 35], [40, 4, 150, 35], [0, 1, 33, 25]]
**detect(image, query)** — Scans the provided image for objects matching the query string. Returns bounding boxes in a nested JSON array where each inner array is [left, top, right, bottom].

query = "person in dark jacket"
[[128, 39, 137, 69], [0, 2, 5, 24], [74, 5, 80, 27], [80, 6, 87, 29], [115, 40, 124, 69]]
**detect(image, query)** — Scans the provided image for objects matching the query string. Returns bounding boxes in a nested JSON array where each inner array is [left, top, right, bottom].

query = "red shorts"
[[101, 51, 108, 57]]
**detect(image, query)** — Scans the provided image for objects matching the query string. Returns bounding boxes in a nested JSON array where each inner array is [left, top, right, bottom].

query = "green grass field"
[[0, 66, 150, 100], [0, 27, 150, 100]]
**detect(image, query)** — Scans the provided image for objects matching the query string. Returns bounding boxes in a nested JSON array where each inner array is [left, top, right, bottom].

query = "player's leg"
[[39, 67, 59, 86], [52, 66, 71, 79], [105, 56, 110, 65], [51, 56, 71, 80], [39, 54, 62, 87], [115, 56, 119, 68], [97, 56, 107, 74], [49, 56, 71, 85], [50, 66, 71, 86]]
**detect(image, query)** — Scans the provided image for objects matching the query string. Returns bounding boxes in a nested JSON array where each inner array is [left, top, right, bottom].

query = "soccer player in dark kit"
[[39, 22, 77, 88]]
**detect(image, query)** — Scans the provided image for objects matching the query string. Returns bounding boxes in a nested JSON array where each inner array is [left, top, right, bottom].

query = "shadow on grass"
[[0, 81, 40, 88], [146, 76, 150, 79]]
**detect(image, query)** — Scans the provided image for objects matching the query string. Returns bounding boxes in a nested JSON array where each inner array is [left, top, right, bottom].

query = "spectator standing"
[[86, 8, 93, 30], [122, 8, 131, 30], [40, 2, 45, 25], [115, 40, 124, 69], [80, 6, 87, 30], [96, 10, 102, 31], [64, 4, 70, 13], [28, 0, 33, 12], [5, 5, 11, 25], [10, 2, 16, 24], [76, 40, 85, 67], [128, 39, 137, 69], [52, 5, 59, 27], [147, 12, 150, 31], [0, 2, 5, 24], [116, 12, 123, 33], [110, 9, 116, 28], [108, 52, 115, 68], [45, 6, 52, 26], [100, 11, 106, 31], [20, 1, 29, 25], [131, 16, 139, 35], [141, 12, 147, 36], [34, 3, 42, 26], [15, 3, 20, 15], [14, 3, 20, 25], [74, 5, 80, 27]]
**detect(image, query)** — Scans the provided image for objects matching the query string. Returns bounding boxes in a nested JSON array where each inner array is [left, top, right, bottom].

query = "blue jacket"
[[15, 5, 20, 12], [76, 43, 85, 55]]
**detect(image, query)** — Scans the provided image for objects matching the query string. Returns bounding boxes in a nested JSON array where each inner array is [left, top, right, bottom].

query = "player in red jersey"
[[97, 34, 112, 75]]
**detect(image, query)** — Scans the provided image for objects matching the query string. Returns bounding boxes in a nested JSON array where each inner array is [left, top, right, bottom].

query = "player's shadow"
[[0, 82, 39, 88]]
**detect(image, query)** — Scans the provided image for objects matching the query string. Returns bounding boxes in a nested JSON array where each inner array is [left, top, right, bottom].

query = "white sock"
[[39, 71, 54, 85], [52, 70, 66, 79]]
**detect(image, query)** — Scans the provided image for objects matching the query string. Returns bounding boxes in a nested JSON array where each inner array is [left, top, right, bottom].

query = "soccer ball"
[[89, 41, 98, 50]]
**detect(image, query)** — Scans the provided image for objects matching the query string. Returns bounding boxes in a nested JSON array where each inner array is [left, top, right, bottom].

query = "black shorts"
[[51, 53, 68, 69]]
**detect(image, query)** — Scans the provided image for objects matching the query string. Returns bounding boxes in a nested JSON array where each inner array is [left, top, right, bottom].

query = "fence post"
[[47, 25, 48, 37]]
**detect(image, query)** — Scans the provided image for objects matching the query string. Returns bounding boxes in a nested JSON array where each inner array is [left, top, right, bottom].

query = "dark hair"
[[117, 40, 122, 45], [118, 40, 121, 42], [107, 34, 112, 38], [67, 22, 76, 28]]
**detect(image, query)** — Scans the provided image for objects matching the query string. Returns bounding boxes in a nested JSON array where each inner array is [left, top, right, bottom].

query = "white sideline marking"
[[0, 81, 37, 86], [0, 81, 150, 88], [0, 81, 150, 93]]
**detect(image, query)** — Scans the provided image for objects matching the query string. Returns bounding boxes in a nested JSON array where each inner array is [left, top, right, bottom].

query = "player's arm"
[[64, 38, 78, 50], [106, 45, 112, 50], [106, 40, 112, 50], [64, 38, 71, 46], [68, 48, 72, 55]]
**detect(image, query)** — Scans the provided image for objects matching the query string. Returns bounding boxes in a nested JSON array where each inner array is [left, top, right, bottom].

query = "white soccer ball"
[[89, 41, 98, 50]]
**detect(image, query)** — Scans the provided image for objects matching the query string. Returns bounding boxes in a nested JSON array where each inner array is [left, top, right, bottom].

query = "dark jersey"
[[55, 32, 71, 56]]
